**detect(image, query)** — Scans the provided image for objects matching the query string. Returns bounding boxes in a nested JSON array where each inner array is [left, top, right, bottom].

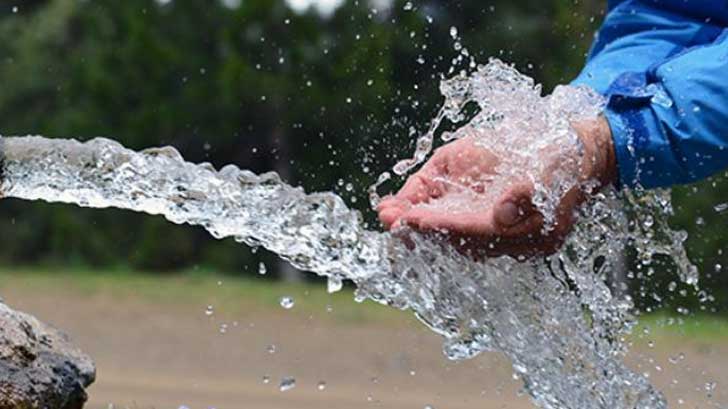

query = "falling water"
[[0, 59, 697, 409]]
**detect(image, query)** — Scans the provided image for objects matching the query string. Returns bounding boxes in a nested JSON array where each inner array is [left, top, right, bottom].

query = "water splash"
[[0, 59, 695, 408], [382, 60, 604, 231], [279, 376, 296, 392]]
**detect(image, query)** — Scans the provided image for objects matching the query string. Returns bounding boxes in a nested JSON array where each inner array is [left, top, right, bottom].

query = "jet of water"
[[0, 59, 697, 409]]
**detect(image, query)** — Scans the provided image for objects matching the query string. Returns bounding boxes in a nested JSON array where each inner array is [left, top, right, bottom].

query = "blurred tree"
[[0, 0, 603, 271], [1, 0, 721, 313]]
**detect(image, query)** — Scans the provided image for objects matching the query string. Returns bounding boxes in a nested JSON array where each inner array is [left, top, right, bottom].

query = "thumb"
[[493, 181, 534, 228]]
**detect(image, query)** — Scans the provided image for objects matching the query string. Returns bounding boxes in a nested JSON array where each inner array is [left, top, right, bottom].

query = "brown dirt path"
[[1, 273, 726, 409]]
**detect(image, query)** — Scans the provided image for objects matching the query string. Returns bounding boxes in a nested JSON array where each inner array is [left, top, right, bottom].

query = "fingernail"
[[495, 201, 522, 227]]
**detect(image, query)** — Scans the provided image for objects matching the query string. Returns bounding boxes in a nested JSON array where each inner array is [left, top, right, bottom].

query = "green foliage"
[[0, 267, 405, 324], [0, 0, 601, 274]]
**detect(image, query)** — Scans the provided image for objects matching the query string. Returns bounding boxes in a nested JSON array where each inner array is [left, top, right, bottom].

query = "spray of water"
[[0, 59, 696, 409]]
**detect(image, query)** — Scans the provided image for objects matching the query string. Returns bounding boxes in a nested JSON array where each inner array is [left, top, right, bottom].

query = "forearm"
[[606, 32, 728, 188], [573, 1, 719, 95], [573, 117, 618, 191], [573, 1, 728, 189]]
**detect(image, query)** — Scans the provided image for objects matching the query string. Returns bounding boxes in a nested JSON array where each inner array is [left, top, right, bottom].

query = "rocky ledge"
[[0, 301, 95, 409]]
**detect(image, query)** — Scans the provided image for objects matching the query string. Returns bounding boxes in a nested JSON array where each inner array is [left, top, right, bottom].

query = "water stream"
[[0, 59, 698, 409]]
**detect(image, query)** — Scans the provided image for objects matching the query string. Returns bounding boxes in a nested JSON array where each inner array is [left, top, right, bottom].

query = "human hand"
[[377, 117, 616, 258]]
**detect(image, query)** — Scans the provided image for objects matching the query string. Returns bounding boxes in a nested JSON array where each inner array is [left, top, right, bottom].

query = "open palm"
[[378, 119, 615, 258]]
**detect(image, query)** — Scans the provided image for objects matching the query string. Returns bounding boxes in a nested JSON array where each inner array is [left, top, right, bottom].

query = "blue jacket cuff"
[[603, 103, 664, 189]]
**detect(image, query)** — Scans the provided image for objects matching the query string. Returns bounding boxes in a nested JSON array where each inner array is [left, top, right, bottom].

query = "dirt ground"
[[1, 273, 727, 409]]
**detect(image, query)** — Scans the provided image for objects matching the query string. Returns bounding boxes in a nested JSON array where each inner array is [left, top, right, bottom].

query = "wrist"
[[573, 116, 617, 190]]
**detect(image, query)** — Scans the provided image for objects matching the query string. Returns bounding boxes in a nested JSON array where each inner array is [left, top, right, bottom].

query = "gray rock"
[[0, 301, 95, 409]]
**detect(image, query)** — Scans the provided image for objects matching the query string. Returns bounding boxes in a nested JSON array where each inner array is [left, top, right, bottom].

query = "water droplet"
[[267, 344, 277, 354], [317, 381, 327, 391], [327, 277, 343, 293], [714, 202, 728, 213], [258, 262, 267, 275], [642, 215, 654, 229], [647, 84, 673, 108], [280, 296, 295, 309], [205, 305, 214, 316], [403, 2, 413, 10], [262, 375, 271, 384], [449, 26, 458, 38], [279, 377, 296, 392]]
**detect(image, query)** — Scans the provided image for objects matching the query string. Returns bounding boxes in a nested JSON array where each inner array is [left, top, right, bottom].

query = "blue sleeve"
[[572, 1, 728, 188]]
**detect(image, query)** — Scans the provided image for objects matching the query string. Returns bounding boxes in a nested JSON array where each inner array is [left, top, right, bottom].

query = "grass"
[[634, 313, 728, 341], [2, 267, 728, 340], [0, 266, 413, 326]]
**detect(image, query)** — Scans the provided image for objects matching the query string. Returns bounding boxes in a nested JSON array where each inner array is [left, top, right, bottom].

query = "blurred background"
[[0, 0, 726, 408]]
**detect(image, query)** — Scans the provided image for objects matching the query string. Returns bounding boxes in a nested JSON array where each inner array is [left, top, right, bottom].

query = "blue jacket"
[[572, 0, 728, 188]]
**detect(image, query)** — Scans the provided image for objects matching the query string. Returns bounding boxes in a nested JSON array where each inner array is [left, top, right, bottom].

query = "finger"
[[399, 207, 496, 237], [377, 197, 411, 230], [492, 218, 571, 257], [376, 195, 399, 210], [378, 204, 411, 229], [493, 180, 537, 229], [376, 196, 409, 214], [497, 211, 545, 239], [391, 148, 450, 204], [379, 208, 404, 230], [398, 203, 540, 239], [393, 171, 445, 206]]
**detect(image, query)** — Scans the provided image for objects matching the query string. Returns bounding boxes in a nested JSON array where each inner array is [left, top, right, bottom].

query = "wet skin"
[[378, 117, 617, 258]]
